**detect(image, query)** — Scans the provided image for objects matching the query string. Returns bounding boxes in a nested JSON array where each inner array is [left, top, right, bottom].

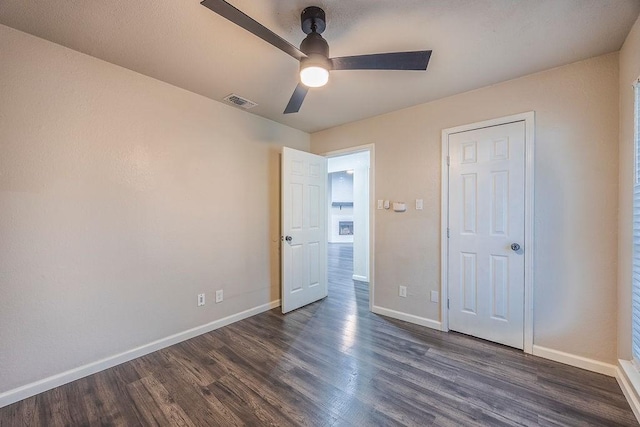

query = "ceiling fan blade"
[[201, 0, 306, 61], [284, 84, 309, 114], [331, 50, 432, 71]]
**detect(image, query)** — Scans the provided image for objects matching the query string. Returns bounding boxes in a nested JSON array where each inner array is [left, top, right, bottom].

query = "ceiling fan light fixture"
[[300, 54, 331, 88], [300, 66, 329, 87]]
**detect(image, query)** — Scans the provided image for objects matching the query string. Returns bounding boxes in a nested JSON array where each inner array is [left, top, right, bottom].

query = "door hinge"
[[446, 155, 450, 166], [447, 299, 450, 309], [447, 228, 450, 238]]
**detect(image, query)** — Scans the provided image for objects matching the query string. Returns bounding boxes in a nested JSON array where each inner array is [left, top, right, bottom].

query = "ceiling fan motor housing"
[[300, 34, 332, 73], [300, 32, 329, 57]]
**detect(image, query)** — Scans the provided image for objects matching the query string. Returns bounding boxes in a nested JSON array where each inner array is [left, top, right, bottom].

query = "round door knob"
[[285, 236, 293, 242], [510, 243, 521, 251]]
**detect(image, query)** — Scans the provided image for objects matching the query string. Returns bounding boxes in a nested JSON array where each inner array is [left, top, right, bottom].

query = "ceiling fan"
[[201, 0, 432, 114]]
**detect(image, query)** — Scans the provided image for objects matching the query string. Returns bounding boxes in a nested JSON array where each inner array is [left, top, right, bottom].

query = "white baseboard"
[[617, 361, 640, 423], [352, 274, 369, 282], [531, 345, 617, 377], [0, 299, 281, 409], [372, 305, 442, 331]]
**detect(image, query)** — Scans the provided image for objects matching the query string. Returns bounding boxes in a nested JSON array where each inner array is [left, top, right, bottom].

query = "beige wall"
[[0, 24, 309, 394], [312, 53, 620, 363], [618, 15, 640, 361]]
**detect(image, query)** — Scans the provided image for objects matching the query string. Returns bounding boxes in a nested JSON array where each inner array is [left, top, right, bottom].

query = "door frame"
[[320, 144, 375, 313], [440, 112, 535, 354]]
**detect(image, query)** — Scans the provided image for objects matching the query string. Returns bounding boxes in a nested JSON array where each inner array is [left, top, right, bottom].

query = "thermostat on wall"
[[393, 202, 406, 212]]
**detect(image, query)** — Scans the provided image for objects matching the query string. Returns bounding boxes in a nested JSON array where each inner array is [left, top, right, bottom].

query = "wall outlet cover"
[[215, 289, 223, 303]]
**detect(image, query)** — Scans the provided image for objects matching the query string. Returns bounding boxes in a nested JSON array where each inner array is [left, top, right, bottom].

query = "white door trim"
[[440, 112, 535, 354], [319, 144, 375, 313]]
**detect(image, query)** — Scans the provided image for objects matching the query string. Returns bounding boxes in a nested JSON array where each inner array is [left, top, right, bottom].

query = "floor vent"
[[223, 94, 258, 110]]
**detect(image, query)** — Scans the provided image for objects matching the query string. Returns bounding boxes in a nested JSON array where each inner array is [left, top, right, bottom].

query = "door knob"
[[285, 236, 293, 242], [510, 243, 521, 251]]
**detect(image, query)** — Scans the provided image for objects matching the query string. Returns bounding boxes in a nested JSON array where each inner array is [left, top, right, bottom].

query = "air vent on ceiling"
[[223, 94, 258, 110]]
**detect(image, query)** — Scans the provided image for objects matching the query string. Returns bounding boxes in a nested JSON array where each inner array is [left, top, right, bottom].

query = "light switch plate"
[[430, 290, 439, 303], [416, 199, 424, 210], [377, 200, 384, 210]]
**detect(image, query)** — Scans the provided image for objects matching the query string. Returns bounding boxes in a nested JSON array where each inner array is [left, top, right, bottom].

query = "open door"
[[281, 147, 328, 313]]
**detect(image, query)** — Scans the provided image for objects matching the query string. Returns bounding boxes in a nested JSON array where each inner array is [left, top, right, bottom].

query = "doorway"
[[325, 146, 373, 310], [441, 113, 534, 353], [280, 145, 374, 314]]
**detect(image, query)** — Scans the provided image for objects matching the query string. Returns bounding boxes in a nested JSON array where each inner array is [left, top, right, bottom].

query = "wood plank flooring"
[[1, 242, 637, 426]]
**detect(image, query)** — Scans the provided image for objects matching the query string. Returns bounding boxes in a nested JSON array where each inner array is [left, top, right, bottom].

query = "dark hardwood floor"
[[1, 243, 637, 426]]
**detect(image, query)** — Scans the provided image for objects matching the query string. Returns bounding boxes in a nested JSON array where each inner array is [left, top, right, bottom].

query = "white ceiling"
[[1, 0, 639, 133]]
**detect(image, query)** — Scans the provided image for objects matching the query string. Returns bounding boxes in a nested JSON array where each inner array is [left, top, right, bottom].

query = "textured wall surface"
[[0, 24, 309, 394], [618, 15, 640, 361], [312, 53, 620, 363]]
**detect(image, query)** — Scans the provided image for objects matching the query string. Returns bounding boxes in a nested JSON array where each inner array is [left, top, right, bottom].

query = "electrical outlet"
[[430, 290, 439, 303], [215, 289, 223, 303], [197, 293, 205, 306], [399, 286, 407, 298]]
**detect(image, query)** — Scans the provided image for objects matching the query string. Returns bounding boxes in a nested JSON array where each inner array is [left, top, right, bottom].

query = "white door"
[[447, 121, 525, 349], [281, 147, 328, 313]]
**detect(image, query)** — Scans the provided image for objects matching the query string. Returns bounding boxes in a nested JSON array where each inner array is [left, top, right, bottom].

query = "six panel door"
[[281, 147, 328, 314], [447, 121, 526, 349]]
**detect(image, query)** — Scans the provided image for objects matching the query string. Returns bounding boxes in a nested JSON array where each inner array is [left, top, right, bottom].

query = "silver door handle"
[[510, 243, 521, 251]]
